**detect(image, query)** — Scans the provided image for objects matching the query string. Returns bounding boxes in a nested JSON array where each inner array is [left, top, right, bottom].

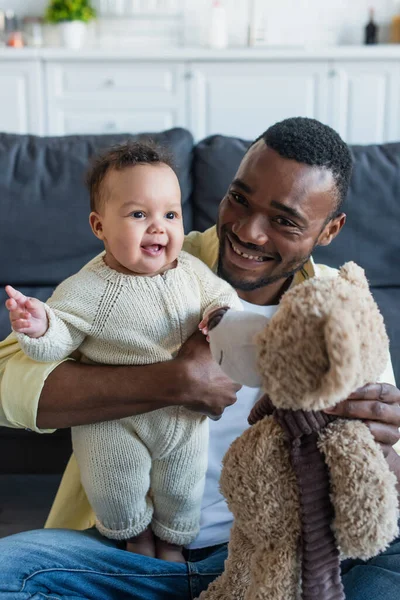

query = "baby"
[[5, 141, 241, 562]]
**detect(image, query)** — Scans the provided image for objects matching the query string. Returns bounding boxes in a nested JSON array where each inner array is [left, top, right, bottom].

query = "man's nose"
[[233, 215, 269, 246]]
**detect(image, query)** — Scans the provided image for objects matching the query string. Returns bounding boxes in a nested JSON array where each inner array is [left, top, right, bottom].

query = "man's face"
[[217, 141, 345, 293]]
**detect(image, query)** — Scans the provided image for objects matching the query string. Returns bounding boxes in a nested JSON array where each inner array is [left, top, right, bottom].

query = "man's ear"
[[89, 212, 104, 240], [318, 213, 346, 247]]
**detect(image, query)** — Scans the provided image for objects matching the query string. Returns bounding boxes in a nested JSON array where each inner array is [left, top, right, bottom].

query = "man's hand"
[[176, 329, 241, 420], [5, 285, 48, 338], [325, 383, 400, 457]]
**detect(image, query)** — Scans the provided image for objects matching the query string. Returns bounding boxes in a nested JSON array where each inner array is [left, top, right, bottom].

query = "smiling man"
[[0, 117, 399, 600], [216, 133, 346, 306]]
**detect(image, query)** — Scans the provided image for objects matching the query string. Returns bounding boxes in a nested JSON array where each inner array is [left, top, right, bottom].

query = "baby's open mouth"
[[141, 244, 164, 255]]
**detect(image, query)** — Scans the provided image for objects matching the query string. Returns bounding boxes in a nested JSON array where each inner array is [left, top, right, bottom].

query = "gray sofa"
[[0, 128, 399, 533]]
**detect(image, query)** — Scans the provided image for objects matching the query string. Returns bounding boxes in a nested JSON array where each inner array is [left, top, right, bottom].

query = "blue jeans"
[[0, 527, 399, 599]]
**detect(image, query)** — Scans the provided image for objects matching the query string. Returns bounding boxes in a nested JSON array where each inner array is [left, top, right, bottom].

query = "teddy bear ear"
[[318, 306, 361, 405], [339, 262, 369, 289]]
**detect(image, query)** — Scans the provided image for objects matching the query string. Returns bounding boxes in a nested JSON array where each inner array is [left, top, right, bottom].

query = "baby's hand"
[[5, 285, 48, 338], [199, 307, 229, 338]]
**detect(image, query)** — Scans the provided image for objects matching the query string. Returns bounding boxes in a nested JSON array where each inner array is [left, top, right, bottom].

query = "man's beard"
[[217, 232, 315, 292]]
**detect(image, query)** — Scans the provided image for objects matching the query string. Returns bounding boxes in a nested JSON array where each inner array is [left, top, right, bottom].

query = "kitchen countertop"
[[1, 45, 400, 61]]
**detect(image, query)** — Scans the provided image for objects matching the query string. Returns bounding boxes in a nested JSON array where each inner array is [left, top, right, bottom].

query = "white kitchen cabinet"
[[2, 50, 400, 145], [0, 61, 44, 135], [329, 61, 400, 145], [50, 108, 178, 135], [45, 61, 188, 135], [188, 62, 331, 141]]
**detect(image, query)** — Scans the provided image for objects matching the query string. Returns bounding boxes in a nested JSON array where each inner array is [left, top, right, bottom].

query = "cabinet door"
[[0, 61, 44, 135], [52, 110, 177, 136], [188, 62, 330, 141], [329, 61, 400, 145], [46, 61, 187, 135]]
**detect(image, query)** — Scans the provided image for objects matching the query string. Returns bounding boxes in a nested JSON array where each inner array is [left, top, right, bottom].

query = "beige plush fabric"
[[257, 262, 389, 411], [199, 262, 399, 600]]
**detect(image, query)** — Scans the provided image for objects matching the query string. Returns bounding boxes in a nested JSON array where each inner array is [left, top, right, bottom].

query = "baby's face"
[[92, 163, 184, 276]]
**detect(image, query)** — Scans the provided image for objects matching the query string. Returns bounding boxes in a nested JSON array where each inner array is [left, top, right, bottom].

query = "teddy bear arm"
[[220, 417, 300, 543], [244, 537, 300, 600], [318, 419, 399, 560], [196, 522, 254, 600]]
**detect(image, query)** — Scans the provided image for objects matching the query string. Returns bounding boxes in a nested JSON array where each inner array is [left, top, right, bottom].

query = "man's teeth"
[[232, 243, 266, 262]]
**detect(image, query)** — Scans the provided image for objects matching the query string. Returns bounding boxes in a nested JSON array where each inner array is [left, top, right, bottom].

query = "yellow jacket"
[[0, 226, 397, 530]]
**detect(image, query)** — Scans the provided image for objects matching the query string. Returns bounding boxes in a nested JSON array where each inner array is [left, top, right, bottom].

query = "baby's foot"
[[126, 526, 156, 557], [155, 537, 186, 563]]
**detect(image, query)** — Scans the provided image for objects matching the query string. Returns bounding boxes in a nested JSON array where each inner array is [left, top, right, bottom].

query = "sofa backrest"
[[0, 129, 399, 382], [0, 128, 193, 339], [0, 128, 194, 288]]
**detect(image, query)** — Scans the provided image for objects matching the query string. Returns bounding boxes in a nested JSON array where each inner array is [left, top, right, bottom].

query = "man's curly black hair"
[[251, 117, 353, 215]]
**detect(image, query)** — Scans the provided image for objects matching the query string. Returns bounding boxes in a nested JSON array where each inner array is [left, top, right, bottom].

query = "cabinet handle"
[[328, 69, 337, 78], [184, 72, 193, 80], [103, 79, 115, 87], [105, 122, 117, 131]]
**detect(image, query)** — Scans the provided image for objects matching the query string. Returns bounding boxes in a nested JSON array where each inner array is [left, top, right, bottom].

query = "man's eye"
[[132, 211, 145, 219], [230, 192, 248, 206], [275, 216, 295, 227], [165, 212, 176, 220]]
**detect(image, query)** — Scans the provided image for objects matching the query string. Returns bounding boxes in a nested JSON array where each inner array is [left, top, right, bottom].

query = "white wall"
[[1, 1, 47, 17], [2, 0, 397, 46], [185, 0, 396, 47]]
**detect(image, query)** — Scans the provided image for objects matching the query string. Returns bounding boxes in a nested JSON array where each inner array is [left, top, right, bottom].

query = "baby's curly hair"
[[251, 117, 353, 215], [87, 140, 174, 213]]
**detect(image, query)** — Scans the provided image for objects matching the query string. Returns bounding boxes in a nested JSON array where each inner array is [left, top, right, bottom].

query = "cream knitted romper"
[[17, 251, 242, 544]]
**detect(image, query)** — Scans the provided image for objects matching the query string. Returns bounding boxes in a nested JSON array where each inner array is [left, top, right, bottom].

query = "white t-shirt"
[[187, 299, 279, 549]]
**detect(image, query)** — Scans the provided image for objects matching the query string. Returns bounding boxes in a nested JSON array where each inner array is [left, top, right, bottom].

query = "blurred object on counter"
[[247, 0, 305, 48], [23, 16, 44, 48], [365, 7, 378, 44], [60, 20, 87, 49], [4, 10, 24, 47], [0, 10, 5, 46], [209, 0, 228, 49], [7, 31, 24, 47], [391, 3, 400, 43], [4, 9, 17, 33], [44, 0, 96, 49], [247, 0, 266, 46]]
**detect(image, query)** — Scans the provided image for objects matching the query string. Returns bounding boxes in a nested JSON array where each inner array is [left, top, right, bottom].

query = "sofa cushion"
[[313, 143, 400, 288], [370, 287, 400, 386], [192, 135, 251, 232], [0, 429, 71, 474], [0, 128, 193, 289]]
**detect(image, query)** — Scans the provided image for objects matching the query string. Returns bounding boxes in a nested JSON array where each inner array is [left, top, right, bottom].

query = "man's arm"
[[35, 331, 240, 429]]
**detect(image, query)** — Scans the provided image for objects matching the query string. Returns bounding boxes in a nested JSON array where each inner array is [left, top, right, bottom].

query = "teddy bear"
[[200, 262, 399, 600]]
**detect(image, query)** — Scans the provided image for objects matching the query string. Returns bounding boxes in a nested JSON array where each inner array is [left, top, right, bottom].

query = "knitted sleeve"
[[188, 254, 243, 317], [16, 270, 102, 363]]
